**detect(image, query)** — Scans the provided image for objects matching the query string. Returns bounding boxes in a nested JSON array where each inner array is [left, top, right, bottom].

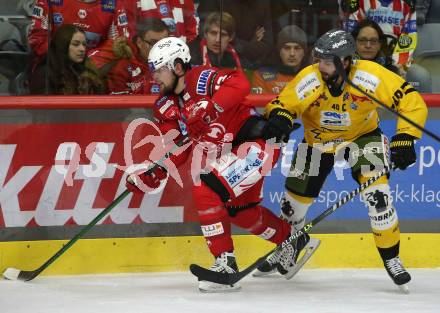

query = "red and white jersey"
[[152, 94, 190, 166], [151, 66, 255, 161], [29, 0, 130, 61], [134, 0, 199, 43], [339, 0, 417, 65], [87, 39, 158, 94], [180, 66, 255, 145]]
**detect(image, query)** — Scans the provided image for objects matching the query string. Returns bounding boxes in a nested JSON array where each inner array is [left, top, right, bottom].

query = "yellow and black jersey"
[[265, 59, 428, 152]]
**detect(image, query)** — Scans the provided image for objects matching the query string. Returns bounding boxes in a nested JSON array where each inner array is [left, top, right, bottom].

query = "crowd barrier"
[[1, 94, 440, 109]]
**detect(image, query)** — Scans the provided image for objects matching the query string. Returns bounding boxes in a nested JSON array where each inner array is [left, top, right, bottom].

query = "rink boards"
[[0, 104, 439, 276], [1, 233, 439, 276]]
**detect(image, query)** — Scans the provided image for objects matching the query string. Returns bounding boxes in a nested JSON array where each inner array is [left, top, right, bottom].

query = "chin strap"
[[174, 70, 180, 85], [171, 60, 189, 94], [171, 70, 184, 94]]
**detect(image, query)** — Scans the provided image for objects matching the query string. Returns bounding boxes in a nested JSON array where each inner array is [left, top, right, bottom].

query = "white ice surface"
[[1, 269, 439, 313]]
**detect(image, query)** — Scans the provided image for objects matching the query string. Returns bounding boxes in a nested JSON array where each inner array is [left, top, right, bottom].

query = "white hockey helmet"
[[148, 37, 191, 72]]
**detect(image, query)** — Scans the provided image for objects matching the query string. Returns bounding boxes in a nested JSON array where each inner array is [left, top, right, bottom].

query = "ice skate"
[[277, 233, 314, 280], [198, 252, 241, 293], [252, 249, 281, 277], [284, 237, 320, 279], [384, 256, 411, 293], [253, 236, 320, 278]]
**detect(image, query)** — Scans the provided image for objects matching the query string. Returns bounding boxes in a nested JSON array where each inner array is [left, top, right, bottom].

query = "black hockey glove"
[[263, 109, 300, 143], [390, 133, 416, 170]]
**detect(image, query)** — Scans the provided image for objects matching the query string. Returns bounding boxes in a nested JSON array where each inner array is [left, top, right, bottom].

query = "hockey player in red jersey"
[[125, 37, 307, 292], [29, 0, 130, 66]]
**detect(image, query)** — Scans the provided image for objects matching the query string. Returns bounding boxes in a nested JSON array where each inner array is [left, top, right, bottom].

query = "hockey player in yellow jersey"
[[256, 29, 428, 291]]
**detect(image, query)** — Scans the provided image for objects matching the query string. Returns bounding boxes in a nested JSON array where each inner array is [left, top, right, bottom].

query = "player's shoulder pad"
[[154, 95, 180, 120], [350, 60, 385, 93], [185, 66, 231, 97], [353, 59, 384, 70], [340, 0, 360, 13], [185, 66, 222, 97], [290, 64, 322, 101]]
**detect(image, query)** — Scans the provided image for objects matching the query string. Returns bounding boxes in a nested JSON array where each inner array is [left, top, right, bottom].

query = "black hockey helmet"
[[313, 29, 356, 60]]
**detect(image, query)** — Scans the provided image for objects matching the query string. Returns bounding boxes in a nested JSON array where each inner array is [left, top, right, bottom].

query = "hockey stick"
[[3, 137, 190, 282], [190, 165, 394, 285], [334, 57, 440, 143], [3, 189, 131, 282]]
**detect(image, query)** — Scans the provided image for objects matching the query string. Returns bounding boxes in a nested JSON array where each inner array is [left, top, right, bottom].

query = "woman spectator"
[[28, 0, 130, 68], [339, 0, 417, 69], [30, 24, 105, 94], [351, 19, 399, 74]]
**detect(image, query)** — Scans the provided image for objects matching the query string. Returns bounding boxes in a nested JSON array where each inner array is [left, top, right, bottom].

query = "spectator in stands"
[[339, 0, 417, 73], [351, 19, 399, 74], [30, 24, 105, 94], [125, 0, 199, 43], [88, 18, 169, 94], [197, 0, 273, 68], [251, 25, 310, 94], [28, 0, 130, 67], [189, 12, 249, 70]]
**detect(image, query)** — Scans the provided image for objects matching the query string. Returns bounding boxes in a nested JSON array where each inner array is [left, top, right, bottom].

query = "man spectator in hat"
[[251, 25, 310, 94]]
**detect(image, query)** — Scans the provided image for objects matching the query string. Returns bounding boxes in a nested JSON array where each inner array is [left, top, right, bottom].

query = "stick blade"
[[3, 268, 21, 280], [190, 253, 271, 285], [189, 264, 232, 285], [3, 268, 36, 281]]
